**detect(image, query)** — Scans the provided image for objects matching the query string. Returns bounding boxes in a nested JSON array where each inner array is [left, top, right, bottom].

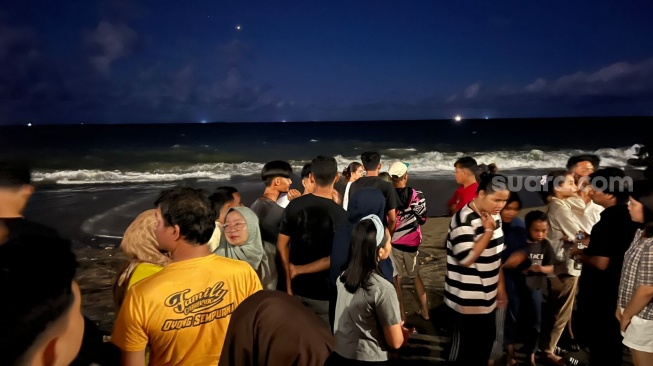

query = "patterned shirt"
[[445, 204, 504, 314], [618, 230, 653, 320]]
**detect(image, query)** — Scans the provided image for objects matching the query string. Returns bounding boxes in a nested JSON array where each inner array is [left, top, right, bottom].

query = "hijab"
[[113, 209, 170, 308], [215, 206, 277, 290], [219, 290, 335, 366], [330, 188, 394, 285]]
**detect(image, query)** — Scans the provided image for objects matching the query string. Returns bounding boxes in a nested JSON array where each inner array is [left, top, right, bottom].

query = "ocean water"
[[1, 117, 650, 184]]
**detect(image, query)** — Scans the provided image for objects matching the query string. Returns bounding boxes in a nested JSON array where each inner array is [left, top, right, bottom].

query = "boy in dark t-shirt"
[[278, 156, 347, 325], [523, 210, 556, 366]]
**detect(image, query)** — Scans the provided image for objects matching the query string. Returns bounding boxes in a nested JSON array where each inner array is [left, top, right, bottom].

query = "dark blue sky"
[[2, 0, 653, 124]]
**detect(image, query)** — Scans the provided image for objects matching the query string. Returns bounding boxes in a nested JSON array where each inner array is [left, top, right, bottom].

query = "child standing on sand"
[[523, 210, 557, 366]]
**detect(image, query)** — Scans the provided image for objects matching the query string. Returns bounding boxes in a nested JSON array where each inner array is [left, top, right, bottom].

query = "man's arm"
[[121, 350, 146, 366], [277, 233, 293, 295], [386, 209, 397, 237], [293, 257, 330, 277], [570, 250, 610, 270]]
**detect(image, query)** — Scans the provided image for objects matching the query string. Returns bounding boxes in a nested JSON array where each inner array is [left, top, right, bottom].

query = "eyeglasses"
[[221, 222, 247, 232]]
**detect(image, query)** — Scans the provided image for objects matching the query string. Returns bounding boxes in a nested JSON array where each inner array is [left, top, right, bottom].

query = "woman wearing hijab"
[[219, 290, 335, 366], [112, 209, 170, 309], [215, 206, 277, 290], [330, 188, 394, 329]]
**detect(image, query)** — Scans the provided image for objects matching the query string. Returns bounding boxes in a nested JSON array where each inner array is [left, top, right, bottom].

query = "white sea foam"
[[31, 145, 642, 184]]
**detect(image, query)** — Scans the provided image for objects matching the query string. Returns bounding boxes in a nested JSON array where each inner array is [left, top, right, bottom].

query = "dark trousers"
[[583, 305, 623, 366], [447, 309, 496, 366], [504, 274, 521, 345], [523, 288, 543, 355]]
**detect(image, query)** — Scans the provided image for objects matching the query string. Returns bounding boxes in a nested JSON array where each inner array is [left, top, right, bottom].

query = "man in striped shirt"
[[444, 172, 509, 365]]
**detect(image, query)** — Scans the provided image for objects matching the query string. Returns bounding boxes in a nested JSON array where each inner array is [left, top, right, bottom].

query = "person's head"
[[209, 186, 242, 223], [300, 162, 314, 194], [261, 160, 293, 192], [309, 156, 338, 188], [525, 210, 549, 242], [539, 169, 577, 202], [629, 179, 653, 237], [388, 162, 409, 186], [473, 172, 510, 215], [0, 161, 34, 216], [153, 186, 216, 250], [588, 168, 630, 208], [361, 151, 381, 172], [500, 191, 522, 223], [378, 172, 391, 183], [454, 156, 478, 185], [340, 215, 391, 293], [222, 207, 260, 247], [567, 154, 600, 181], [120, 209, 171, 266], [343, 162, 364, 182], [0, 235, 84, 366]]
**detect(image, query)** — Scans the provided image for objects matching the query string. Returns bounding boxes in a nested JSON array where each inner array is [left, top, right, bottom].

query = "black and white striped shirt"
[[444, 204, 504, 314]]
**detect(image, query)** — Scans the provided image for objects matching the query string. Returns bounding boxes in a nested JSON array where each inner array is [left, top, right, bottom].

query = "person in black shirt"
[[571, 168, 639, 366], [278, 156, 348, 325], [0, 161, 59, 241]]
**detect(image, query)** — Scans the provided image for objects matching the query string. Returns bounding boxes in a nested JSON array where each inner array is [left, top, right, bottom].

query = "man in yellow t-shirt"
[[112, 187, 262, 366]]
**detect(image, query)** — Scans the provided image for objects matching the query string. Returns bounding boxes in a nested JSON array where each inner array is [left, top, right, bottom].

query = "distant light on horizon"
[[485, 116, 489, 120], [235, 24, 241, 31], [454, 115, 462, 122], [201, 120, 207, 123], [27, 123, 32, 127], [282, 120, 286, 123]]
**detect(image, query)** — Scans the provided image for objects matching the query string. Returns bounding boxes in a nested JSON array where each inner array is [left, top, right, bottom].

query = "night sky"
[[2, 0, 653, 124]]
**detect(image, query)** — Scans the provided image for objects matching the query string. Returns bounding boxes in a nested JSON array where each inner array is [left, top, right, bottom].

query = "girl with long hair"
[[331, 214, 409, 365]]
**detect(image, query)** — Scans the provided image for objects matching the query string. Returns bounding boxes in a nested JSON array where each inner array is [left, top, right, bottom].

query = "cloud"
[[464, 83, 481, 98], [85, 21, 138, 74]]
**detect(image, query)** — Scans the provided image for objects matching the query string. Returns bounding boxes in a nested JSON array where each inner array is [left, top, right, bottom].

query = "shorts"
[[621, 309, 653, 353], [390, 247, 419, 279]]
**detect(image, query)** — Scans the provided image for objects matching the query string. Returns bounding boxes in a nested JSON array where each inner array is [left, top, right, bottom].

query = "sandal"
[[554, 346, 569, 356], [568, 340, 580, 352], [566, 356, 582, 366]]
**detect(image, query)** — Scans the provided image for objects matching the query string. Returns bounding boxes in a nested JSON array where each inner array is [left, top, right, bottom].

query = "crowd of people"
[[1, 151, 652, 366]]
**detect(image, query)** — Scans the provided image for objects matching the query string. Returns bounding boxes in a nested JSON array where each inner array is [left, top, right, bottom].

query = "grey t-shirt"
[[334, 272, 402, 361], [250, 197, 285, 245]]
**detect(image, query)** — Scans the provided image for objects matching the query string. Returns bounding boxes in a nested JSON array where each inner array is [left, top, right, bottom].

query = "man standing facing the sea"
[[112, 187, 261, 365], [277, 156, 347, 325], [447, 156, 479, 216], [347, 151, 400, 236], [0, 161, 59, 240]]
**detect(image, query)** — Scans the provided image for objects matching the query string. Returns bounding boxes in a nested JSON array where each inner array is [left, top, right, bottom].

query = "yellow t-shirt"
[[127, 263, 164, 289], [112, 255, 262, 365]]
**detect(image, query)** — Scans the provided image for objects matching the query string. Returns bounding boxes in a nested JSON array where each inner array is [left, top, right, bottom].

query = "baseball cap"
[[388, 162, 409, 178]]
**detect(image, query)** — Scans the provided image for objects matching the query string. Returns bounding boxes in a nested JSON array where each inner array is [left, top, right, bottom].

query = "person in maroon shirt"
[[447, 156, 479, 215]]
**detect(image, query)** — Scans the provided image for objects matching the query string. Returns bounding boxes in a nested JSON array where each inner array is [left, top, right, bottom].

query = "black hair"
[[589, 167, 630, 205], [538, 169, 569, 203], [208, 186, 239, 215], [525, 210, 548, 230], [300, 163, 312, 180], [261, 160, 292, 187], [361, 151, 381, 171], [310, 156, 338, 187], [454, 156, 477, 171], [477, 172, 509, 194], [0, 235, 78, 364], [340, 219, 386, 294], [631, 179, 653, 237], [0, 161, 31, 187], [154, 186, 216, 245], [342, 162, 362, 180], [566, 154, 601, 171], [504, 191, 522, 210]]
